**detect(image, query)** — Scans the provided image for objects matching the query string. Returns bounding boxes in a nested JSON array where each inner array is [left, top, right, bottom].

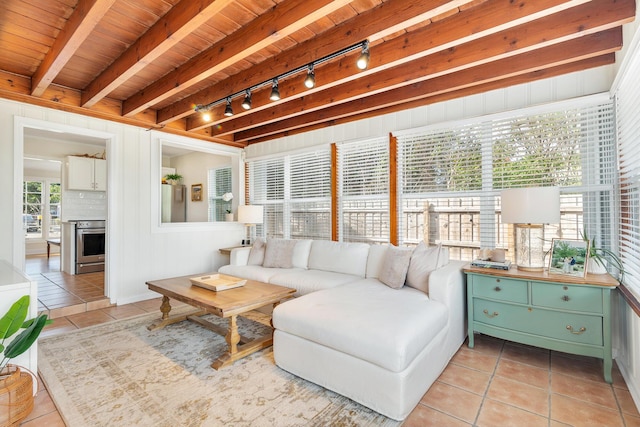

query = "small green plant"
[[581, 228, 624, 281], [164, 173, 183, 183], [0, 296, 50, 371]]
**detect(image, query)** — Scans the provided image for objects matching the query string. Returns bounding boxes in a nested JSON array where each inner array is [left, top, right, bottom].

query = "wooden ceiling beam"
[[31, 0, 117, 97], [121, 0, 354, 117], [246, 54, 615, 144], [233, 29, 621, 141], [156, 0, 479, 125], [80, 0, 235, 108], [204, 0, 632, 136]]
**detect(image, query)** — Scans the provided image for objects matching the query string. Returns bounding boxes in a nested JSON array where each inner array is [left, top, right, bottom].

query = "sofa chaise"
[[218, 239, 466, 420]]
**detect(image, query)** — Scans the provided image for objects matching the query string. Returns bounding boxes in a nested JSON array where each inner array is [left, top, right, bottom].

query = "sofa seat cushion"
[[273, 279, 448, 372], [269, 269, 363, 296], [218, 264, 302, 284]]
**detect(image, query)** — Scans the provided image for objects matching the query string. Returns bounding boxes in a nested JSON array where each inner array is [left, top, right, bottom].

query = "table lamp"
[[237, 204, 264, 246], [501, 187, 560, 271]]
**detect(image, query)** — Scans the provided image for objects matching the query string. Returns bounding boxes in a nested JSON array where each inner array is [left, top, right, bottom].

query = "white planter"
[[587, 258, 608, 275], [225, 213, 234, 222]]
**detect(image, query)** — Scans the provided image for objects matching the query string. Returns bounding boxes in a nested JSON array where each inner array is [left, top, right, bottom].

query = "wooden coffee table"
[[146, 274, 295, 370]]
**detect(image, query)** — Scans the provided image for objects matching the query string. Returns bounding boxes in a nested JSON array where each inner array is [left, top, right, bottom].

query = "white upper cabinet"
[[66, 156, 106, 191]]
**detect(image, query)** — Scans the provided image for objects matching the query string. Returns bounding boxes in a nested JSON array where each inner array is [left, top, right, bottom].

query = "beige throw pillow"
[[405, 241, 449, 294], [247, 238, 265, 265], [263, 238, 298, 268], [378, 245, 414, 289]]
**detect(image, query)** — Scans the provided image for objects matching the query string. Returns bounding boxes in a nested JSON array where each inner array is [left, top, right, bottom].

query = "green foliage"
[[164, 174, 183, 181], [0, 296, 51, 371]]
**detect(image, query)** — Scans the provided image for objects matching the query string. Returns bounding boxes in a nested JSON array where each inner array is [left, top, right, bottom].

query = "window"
[[615, 50, 640, 292], [248, 149, 331, 240], [23, 179, 61, 239], [395, 98, 616, 262], [208, 167, 232, 221]]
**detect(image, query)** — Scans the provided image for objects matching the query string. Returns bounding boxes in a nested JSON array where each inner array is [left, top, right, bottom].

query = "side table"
[[464, 265, 619, 383]]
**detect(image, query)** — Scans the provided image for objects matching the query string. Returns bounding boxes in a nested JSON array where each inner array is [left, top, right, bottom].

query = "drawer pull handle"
[[561, 295, 570, 302], [483, 309, 499, 318], [494, 286, 502, 292], [566, 325, 586, 335]]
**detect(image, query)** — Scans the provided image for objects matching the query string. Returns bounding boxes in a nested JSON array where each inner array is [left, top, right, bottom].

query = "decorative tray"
[[189, 273, 247, 292]]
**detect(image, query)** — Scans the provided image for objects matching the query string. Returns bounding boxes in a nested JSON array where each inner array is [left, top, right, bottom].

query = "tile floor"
[[19, 257, 640, 426], [25, 255, 111, 319]]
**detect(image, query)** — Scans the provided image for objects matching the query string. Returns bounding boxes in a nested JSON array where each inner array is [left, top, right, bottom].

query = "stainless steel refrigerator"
[[161, 184, 186, 222]]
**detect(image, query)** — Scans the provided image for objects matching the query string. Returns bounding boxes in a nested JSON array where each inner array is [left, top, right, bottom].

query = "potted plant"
[[164, 173, 183, 185], [1, 296, 50, 425], [222, 192, 234, 221], [581, 229, 624, 280]]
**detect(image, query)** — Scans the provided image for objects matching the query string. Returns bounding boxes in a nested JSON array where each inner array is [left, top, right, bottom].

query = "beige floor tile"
[[133, 297, 164, 312], [551, 352, 604, 383], [495, 357, 550, 389], [47, 303, 86, 319], [404, 404, 470, 427], [22, 389, 57, 422], [551, 372, 617, 410], [100, 303, 147, 319], [40, 317, 79, 337], [476, 399, 548, 427], [451, 346, 499, 374], [438, 362, 491, 395], [623, 413, 640, 427], [467, 334, 504, 357], [614, 387, 640, 416], [19, 410, 66, 427], [551, 394, 624, 427], [501, 342, 550, 370], [487, 375, 549, 416], [66, 310, 116, 328], [612, 362, 628, 390], [421, 381, 483, 423]]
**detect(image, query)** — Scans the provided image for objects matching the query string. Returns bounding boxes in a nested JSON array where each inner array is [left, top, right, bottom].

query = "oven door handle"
[[77, 229, 106, 234]]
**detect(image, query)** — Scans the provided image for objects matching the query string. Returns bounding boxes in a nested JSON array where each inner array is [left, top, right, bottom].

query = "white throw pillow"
[[405, 241, 449, 294], [247, 238, 265, 265], [263, 238, 298, 268], [378, 245, 414, 289]]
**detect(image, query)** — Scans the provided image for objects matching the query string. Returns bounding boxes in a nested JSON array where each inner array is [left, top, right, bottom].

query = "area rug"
[[38, 308, 400, 427]]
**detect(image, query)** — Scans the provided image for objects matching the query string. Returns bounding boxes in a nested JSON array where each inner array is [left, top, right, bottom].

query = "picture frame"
[[548, 238, 590, 277], [191, 183, 202, 202]]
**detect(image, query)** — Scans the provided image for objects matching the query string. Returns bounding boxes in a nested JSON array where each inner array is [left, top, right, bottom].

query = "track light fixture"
[[224, 97, 233, 116], [270, 78, 280, 101], [241, 89, 252, 110], [194, 40, 370, 120], [304, 64, 315, 89], [357, 40, 370, 70]]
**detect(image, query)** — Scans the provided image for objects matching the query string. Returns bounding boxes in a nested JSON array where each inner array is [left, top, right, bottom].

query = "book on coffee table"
[[189, 273, 247, 291]]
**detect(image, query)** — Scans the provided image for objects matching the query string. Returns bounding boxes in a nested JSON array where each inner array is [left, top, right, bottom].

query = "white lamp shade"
[[237, 204, 264, 224], [501, 187, 560, 224]]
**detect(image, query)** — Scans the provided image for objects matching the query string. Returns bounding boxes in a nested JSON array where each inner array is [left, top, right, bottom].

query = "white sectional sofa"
[[218, 239, 466, 421]]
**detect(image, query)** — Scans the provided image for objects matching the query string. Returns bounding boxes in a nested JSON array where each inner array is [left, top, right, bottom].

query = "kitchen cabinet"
[[66, 156, 106, 191], [464, 265, 618, 383], [0, 261, 38, 374]]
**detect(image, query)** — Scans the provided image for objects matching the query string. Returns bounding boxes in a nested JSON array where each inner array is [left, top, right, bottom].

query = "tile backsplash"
[[61, 190, 107, 221]]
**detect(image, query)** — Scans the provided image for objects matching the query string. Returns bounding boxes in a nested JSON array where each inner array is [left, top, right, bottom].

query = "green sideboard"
[[464, 265, 619, 383]]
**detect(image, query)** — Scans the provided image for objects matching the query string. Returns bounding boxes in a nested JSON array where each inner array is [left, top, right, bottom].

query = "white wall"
[[1, 100, 245, 305]]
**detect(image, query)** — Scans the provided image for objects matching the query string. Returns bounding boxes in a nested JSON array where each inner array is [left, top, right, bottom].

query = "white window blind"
[[615, 50, 640, 292], [207, 167, 232, 221], [337, 137, 389, 243], [395, 99, 616, 263], [248, 150, 331, 240]]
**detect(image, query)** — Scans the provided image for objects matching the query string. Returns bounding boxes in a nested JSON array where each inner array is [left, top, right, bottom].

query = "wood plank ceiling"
[[0, 0, 635, 147]]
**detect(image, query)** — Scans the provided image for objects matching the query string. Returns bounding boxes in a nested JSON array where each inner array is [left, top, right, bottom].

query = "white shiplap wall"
[[1, 99, 244, 305]]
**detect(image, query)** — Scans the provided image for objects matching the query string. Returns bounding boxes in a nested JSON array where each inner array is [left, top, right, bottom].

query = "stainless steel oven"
[[76, 220, 105, 274]]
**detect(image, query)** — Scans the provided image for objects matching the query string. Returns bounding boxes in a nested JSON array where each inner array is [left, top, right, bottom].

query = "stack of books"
[[470, 260, 512, 270]]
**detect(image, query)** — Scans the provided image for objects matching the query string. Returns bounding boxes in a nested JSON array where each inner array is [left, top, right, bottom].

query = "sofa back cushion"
[[378, 245, 414, 289], [263, 239, 298, 268], [291, 239, 313, 269], [405, 242, 450, 294], [308, 240, 370, 277], [365, 244, 389, 279]]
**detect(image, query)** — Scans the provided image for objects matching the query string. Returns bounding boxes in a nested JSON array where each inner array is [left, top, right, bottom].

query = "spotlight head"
[[356, 41, 370, 70], [224, 97, 233, 117], [241, 90, 252, 110], [304, 64, 315, 89], [270, 78, 280, 101]]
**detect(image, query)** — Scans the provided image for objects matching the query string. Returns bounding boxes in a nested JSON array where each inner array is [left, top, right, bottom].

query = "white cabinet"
[[0, 261, 38, 374], [67, 156, 106, 191]]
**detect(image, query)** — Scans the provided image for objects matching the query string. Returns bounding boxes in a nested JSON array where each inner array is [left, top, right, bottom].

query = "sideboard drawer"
[[532, 282, 603, 313], [472, 275, 527, 304], [473, 299, 603, 346]]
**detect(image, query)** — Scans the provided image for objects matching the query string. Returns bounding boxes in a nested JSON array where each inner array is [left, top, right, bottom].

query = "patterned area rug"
[[38, 308, 400, 427]]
